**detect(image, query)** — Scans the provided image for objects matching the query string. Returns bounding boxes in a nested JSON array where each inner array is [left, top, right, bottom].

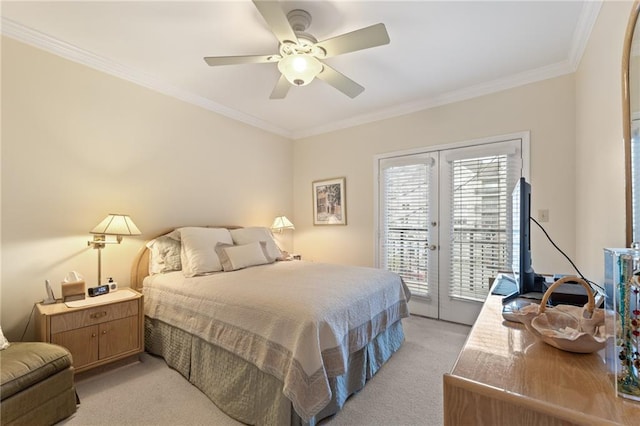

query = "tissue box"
[[61, 281, 85, 302]]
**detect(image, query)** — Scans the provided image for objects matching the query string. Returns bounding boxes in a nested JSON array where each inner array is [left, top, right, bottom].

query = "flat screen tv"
[[512, 177, 544, 296]]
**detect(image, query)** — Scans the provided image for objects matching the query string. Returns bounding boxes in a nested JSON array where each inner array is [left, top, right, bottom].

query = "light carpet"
[[59, 315, 470, 426]]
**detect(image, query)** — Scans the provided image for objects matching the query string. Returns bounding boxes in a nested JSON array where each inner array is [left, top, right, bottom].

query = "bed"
[[130, 226, 410, 425]]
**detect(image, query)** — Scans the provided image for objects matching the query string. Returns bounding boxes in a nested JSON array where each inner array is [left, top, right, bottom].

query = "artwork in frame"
[[312, 177, 347, 226]]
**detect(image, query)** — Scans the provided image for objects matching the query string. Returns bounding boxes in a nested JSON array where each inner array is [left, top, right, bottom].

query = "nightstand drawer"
[[50, 299, 139, 334]]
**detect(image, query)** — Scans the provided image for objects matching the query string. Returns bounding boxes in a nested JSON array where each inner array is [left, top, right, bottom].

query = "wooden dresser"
[[443, 295, 640, 425]]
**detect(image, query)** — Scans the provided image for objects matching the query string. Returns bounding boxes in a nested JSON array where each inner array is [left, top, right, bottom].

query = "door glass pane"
[[449, 155, 509, 300], [380, 157, 432, 296]]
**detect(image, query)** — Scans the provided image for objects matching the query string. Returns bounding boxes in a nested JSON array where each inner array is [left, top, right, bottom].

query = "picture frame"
[[312, 177, 347, 226]]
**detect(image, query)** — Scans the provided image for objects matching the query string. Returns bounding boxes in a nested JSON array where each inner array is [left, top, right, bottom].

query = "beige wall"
[[293, 74, 577, 278], [575, 0, 633, 281], [1, 37, 293, 339]]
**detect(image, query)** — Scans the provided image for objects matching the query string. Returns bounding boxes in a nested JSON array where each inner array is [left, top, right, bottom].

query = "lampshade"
[[271, 216, 295, 231], [91, 214, 141, 236], [277, 54, 322, 86]]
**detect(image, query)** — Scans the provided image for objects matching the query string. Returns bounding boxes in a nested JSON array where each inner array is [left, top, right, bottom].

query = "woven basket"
[[527, 276, 606, 354]]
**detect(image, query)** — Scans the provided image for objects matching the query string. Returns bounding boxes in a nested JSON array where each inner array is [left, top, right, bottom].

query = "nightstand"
[[35, 288, 144, 373]]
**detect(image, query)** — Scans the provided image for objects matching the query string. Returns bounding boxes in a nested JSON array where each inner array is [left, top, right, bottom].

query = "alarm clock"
[[88, 284, 109, 297]]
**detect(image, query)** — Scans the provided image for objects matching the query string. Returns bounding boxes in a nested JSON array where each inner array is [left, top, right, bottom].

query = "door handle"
[[428, 244, 437, 251]]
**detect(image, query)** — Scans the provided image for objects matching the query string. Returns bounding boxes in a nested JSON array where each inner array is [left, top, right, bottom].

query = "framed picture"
[[312, 177, 347, 226]]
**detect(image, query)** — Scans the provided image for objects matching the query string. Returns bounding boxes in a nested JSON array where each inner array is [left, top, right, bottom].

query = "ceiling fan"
[[203, 0, 390, 99]]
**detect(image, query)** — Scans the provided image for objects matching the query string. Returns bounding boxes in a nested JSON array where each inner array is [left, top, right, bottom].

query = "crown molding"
[[568, 0, 603, 70], [1, 17, 292, 139], [293, 1, 602, 140], [292, 60, 575, 140]]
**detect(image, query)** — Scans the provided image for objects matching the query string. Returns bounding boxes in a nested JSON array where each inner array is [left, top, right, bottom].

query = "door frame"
[[374, 131, 530, 322]]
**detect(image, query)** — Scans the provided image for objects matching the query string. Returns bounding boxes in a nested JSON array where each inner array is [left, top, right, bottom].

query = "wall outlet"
[[538, 209, 549, 222]]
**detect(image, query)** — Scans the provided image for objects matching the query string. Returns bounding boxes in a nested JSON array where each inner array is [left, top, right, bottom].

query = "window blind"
[[380, 156, 432, 297], [448, 152, 520, 301]]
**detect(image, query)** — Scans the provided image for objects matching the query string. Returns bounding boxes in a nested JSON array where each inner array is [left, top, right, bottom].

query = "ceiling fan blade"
[[204, 55, 274, 66], [270, 75, 291, 99], [316, 64, 364, 99], [252, 0, 298, 44], [315, 23, 390, 58]]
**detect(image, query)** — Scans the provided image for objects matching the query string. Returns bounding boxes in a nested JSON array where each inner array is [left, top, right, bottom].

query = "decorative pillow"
[[215, 242, 270, 272], [230, 227, 282, 262], [178, 227, 233, 277], [146, 233, 182, 274], [0, 326, 10, 350]]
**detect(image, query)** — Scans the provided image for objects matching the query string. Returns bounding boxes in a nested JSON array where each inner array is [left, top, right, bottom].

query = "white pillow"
[[146, 232, 182, 274], [0, 326, 10, 350], [178, 227, 233, 277], [215, 242, 270, 271], [230, 227, 282, 262]]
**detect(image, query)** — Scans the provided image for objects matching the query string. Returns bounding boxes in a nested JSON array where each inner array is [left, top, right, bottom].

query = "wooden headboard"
[[129, 226, 242, 291]]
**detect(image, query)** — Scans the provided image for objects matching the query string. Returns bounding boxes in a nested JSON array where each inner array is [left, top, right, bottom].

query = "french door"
[[378, 153, 440, 318], [376, 134, 528, 324]]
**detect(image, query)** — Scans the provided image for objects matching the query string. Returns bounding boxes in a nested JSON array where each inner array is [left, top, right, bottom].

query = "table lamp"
[[271, 216, 295, 233], [88, 214, 141, 285]]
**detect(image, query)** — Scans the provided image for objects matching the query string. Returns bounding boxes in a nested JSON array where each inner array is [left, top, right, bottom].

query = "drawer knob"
[[91, 333, 97, 337], [90, 311, 107, 320], [102, 330, 107, 335]]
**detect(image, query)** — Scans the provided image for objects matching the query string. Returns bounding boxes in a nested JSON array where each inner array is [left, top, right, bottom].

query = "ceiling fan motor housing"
[[287, 9, 312, 33]]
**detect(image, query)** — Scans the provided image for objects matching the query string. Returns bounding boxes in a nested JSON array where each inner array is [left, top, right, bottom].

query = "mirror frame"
[[623, 0, 640, 247]]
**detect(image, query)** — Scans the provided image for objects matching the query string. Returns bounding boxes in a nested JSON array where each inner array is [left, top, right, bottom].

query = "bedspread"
[[143, 260, 410, 421]]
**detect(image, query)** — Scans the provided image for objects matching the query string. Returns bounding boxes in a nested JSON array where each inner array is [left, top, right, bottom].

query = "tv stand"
[[443, 294, 640, 424]]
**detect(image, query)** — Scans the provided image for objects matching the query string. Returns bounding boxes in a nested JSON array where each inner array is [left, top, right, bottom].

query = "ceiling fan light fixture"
[[278, 54, 322, 86]]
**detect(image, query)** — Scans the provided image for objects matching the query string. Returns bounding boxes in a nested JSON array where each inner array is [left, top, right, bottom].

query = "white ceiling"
[[1, 1, 601, 139]]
